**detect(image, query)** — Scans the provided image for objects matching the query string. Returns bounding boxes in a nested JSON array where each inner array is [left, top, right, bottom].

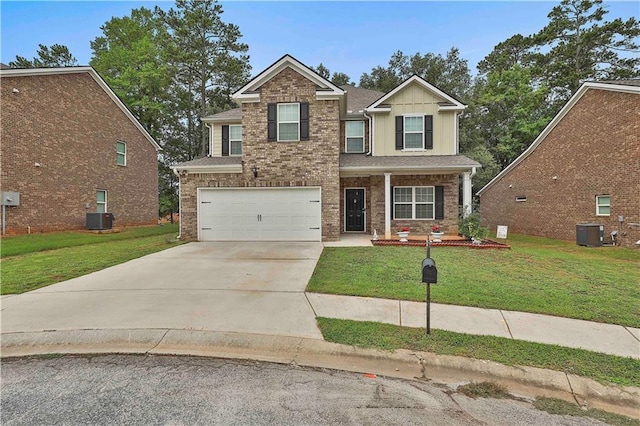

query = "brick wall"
[[0, 73, 158, 234], [480, 89, 640, 248], [180, 67, 341, 241], [341, 174, 459, 237]]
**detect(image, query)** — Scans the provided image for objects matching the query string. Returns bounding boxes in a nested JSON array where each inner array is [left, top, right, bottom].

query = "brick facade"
[[179, 68, 341, 241], [480, 89, 640, 248], [0, 72, 158, 234], [340, 174, 459, 236]]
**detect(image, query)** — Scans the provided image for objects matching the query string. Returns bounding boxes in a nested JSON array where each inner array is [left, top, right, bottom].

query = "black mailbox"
[[422, 258, 437, 283]]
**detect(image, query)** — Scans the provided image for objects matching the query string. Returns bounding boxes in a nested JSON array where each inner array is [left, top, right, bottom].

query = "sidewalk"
[[306, 293, 640, 359]]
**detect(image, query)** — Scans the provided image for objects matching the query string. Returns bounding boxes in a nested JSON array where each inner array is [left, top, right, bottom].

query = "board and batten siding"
[[373, 82, 456, 156]]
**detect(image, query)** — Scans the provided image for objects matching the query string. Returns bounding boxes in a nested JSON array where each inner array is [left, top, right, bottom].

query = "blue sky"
[[2, 1, 638, 81]]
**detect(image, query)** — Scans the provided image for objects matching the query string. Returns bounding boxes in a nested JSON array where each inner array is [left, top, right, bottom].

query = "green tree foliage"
[[475, 65, 550, 169], [9, 44, 78, 68], [312, 63, 352, 85], [532, 0, 640, 102], [90, 7, 172, 139], [158, 0, 251, 157], [359, 48, 472, 101]]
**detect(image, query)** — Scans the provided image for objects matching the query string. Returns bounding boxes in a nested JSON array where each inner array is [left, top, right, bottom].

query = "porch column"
[[462, 171, 472, 217], [384, 172, 391, 239]]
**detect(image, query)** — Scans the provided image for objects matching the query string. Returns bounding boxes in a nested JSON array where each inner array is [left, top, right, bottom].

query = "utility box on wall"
[[576, 223, 603, 247], [1, 191, 20, 206]]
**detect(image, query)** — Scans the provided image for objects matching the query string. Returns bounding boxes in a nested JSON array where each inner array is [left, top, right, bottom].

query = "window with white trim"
[[96, 190, 107, 213], [404, 116, 424, 149], [394, 186, 434, 219], [229, 125, 242, 155], [278, 103, 299, 141], [116, 141, 126, 166], [345, 121, 364, 153], [596, 195, 610, 216]]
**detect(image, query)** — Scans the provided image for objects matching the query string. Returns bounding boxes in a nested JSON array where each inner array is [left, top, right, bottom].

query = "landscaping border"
[[371, 239, 510, 249]]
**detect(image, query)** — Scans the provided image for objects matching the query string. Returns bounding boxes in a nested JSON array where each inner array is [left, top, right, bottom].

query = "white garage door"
[[198, 187, 322, 241]]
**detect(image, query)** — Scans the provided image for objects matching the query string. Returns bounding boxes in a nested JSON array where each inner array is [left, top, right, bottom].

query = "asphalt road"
[[1, 354, 601, 425]]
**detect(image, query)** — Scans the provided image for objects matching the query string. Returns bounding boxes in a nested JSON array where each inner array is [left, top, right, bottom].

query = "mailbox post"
[[421, 235, 438, 335]]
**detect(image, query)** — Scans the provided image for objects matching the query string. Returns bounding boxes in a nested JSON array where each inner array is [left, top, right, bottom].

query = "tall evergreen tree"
[[9, 44, 78, 68], [157, 0, 251, 157], [532, 0, 640, 102]]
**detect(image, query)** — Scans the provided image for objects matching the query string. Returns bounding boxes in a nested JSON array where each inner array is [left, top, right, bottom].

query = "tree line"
[[9, 0, 639, 216]]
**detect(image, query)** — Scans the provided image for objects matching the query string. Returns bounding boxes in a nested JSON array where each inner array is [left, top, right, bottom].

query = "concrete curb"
[[2, 328, 638, 419]]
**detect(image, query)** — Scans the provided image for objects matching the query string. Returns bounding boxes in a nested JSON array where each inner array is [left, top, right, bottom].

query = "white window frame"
[[96, 190, 107, 213], [116, 141, 126, 166], [277, 102, 300, 142], [345, 120, 364, 153], [393, 186, 434, 220], [229, 125, 242, 156], [403, 114, 424, 150], [596, 195, 610, 216]]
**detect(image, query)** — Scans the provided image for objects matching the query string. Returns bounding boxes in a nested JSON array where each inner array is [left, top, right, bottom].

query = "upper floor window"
[[278, 103, 299, 141], [596, 195, 610, 216], [267, 102, 309, 142], [395, 115, 433, 150], [116, 141, 126, 166], [96, 190, 107, 213], [229, 125, 242, 155], [222, 125, 242, 156], [345, 121, 364, 153]]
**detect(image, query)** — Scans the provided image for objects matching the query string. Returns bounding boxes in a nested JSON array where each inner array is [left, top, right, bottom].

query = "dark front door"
[[345, 189, 365, 232]]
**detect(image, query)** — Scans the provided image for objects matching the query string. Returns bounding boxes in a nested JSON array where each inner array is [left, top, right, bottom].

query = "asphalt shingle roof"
[[340, 154, 481, 169], [340, 85, 384, 113], [203, 107, 242, 121]]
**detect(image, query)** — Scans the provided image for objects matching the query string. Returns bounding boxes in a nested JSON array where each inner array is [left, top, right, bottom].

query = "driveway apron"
[[1, 242, 324, 339]]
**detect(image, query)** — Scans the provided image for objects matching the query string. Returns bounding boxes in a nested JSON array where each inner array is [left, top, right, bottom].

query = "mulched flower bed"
[[371, 239, 510, 249]]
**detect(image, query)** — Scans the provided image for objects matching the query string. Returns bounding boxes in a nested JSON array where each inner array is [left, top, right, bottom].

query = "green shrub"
[[458, 212, 488, 240]]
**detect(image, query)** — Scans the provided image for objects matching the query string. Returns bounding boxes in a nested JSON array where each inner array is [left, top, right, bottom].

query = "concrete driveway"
[[1, 242, 324, 339]]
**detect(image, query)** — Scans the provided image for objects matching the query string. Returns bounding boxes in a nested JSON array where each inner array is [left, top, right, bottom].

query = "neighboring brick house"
[[0, 67, 160, 234], [173, 55, 479, 241], [478, 81, 640, 248]]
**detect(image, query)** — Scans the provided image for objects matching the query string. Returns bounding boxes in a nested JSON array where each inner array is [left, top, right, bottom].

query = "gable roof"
[[366, 75, 466, 113], [477, 81, 640, 196], [0, 66, 161, 151], [232, 54, 344, 103]]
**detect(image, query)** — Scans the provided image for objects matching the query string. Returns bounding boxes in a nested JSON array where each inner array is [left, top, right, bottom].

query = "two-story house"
[[0, 67, 160, 234], [172, 55, 480, 242]]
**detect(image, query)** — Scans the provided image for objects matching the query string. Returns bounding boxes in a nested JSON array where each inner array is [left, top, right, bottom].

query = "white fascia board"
[[477, 81, 640, 196], [367, 75, 465, 110], [438, 104, 467, 111], [171, 164, 242, 174], [233, 93, 260, 103], [2, 66, 162, 151], [232, 54, 345, 100], [365, 106, 391, 113]]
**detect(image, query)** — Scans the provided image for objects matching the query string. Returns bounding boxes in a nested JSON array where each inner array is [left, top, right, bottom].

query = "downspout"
[[364, 111, 373, 156], [172, 167, 183, 240], [204, 122, 213, 156]]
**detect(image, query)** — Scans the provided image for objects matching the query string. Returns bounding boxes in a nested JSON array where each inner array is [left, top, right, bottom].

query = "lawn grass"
[[317, 318, 640, 387], [1, 224, 182, 294], [307, 234, 640, 327], [1, 224, 179, 258]]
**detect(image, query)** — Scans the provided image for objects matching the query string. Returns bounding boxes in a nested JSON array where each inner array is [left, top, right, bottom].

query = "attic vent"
[[515, 196, 527, 202]]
